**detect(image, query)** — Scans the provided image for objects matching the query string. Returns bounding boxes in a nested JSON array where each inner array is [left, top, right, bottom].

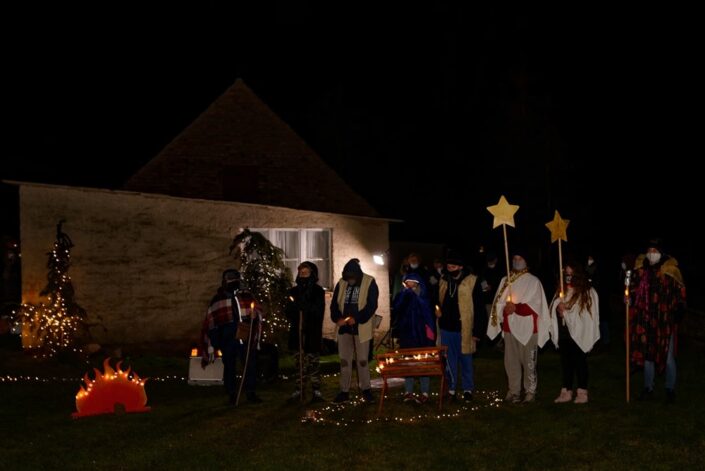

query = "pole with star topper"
[[545, 210, 570, 306], [486, 195, 519, 327]]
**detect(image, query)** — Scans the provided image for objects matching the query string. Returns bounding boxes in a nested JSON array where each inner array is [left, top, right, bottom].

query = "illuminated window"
[[251, 229, 332, 290]]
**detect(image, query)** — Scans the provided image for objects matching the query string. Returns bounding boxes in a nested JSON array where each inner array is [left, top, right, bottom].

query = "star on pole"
[[486, 195, 519, 228], [545, 210, 570, 243]]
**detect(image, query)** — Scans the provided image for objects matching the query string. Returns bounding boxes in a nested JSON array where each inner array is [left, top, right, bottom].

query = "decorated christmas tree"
[[16, 221, 87, 358], [230, 229, 292, 343]]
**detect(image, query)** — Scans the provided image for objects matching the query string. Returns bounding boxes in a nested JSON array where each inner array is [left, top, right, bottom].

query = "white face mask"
[[512, 260, 526, 271], [409, 263, 419, 269], [621, 262, 627, 270], [587, 259, 594, 266], [647, 252, 661, 265], [488, 262, 496, 269]]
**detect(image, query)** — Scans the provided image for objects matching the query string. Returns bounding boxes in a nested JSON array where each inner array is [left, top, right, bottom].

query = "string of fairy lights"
[[302, 390, 503, 426], [13, 235, 86, 358], [0, 374, 187, 383]]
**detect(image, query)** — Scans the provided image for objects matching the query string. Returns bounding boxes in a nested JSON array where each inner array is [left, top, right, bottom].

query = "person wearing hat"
[[201, 269, 264, 405], [628, 238, 686, 403], [436, 251, 486, 401], [391, 272, 436, 403], [330, 258, 380, 403], [487, 247, 551, 403], [285, 261, 326, 403]]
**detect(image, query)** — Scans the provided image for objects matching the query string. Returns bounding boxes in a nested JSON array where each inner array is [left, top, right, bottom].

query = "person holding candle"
[[436, 251, 486, 402], [487, 247, 551, 403], [548, 259, 600, 404], [330, 258, 379, 404]]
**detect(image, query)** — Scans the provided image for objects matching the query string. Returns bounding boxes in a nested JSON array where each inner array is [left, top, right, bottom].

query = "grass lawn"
[[1, 343, 704, 470]]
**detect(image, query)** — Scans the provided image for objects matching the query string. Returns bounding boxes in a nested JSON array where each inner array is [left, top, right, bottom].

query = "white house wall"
[[19, 184, 390, 352]]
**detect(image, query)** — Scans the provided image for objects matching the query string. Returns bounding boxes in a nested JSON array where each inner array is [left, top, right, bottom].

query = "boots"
[[554, 388, 573, 403], [574, 388, 588, 404]]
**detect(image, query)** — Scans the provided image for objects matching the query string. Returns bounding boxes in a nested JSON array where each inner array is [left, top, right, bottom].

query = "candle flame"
[[190, 348, 198, 357]]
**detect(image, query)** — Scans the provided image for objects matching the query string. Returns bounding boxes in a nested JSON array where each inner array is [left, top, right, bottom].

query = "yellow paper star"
[[487, 195, 519, 228], [545, 210, 570, 243]]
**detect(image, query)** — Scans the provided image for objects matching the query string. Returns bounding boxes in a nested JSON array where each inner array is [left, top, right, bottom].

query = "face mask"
[[564, 274, 573, 285], [488, 262, 496, 269], [512, 260, 526, 271], [409, 263, 419, 270], [346, 278, 357, 286], [621, 262, 627, 270], [446, 268, 461, 278], [225, 281, 240, 292], [647, 252, 661, 264], [587, 259, 594, 266], [437, 267, 443, 274], [296, 276, 311, 287]]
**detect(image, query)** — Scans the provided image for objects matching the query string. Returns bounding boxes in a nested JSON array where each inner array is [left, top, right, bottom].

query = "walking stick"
[[624, 270, 632, 403], [299, 308, 304, 403], [236, 301, 257, 407], [344, 316, 360, 392]]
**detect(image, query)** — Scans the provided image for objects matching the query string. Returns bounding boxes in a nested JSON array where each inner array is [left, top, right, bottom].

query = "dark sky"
[[2, 3, 702, 302]]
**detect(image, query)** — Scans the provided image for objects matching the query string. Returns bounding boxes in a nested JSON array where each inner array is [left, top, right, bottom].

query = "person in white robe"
[[487, 249, 551, 403], [549, 261, 600, 404]]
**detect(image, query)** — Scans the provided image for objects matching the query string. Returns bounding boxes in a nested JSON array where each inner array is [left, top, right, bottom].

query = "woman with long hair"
[[549, 260, 600, 404]]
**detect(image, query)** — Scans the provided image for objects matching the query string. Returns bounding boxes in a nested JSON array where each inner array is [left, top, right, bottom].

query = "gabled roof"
[[124, 79, 379, 218]]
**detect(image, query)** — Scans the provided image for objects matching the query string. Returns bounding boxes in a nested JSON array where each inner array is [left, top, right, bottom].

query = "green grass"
[[1, 344, 704, 470]]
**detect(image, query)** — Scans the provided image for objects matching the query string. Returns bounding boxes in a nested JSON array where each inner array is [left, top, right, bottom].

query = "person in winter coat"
[[391, 272, 436, 404], [285, 261, 326, 403], [330, 258, 379, 404]]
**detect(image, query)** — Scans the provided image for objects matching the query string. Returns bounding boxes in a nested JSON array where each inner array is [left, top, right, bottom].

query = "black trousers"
[[559, 332, 589, 389]]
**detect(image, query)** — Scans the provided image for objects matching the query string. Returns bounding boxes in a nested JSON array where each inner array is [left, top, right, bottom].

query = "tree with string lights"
[[16, 221, 87, 358], [230, 229, 292, 344]]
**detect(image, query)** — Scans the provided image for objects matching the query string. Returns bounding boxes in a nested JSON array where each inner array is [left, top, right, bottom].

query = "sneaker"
[[310, 389, 325, 403], [415, 393, 430, 405], [463, 391, 473, 401], [554, 388, 573, 403], [637, 388, 654, 401], [333, 391, 349, 403], [246, 393, 263, 404], [522, 393, 535, 403], [665, 388, 676, 404], [403, 392, 415, 403], [573, 388, 588, 404], [505, 391, 520, 403], [361, 389, 375, 404]]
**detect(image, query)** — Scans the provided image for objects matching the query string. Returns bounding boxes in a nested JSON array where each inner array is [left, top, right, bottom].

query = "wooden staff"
[[503, 224, 512, 302], [236, 301, 256, 407], [298, 308, 304, 403], [624, 269, 632, 403]]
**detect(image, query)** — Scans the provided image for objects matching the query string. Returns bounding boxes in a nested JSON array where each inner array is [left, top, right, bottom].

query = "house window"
[[251, 229, 332, 290]]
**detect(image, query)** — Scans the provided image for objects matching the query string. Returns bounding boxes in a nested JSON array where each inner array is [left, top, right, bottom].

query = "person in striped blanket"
[[201, 269, 264, 405]]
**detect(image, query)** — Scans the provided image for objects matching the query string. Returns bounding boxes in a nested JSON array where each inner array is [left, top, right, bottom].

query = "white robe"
[[548, 287, 600, 353], [487, 271, 551, 347]]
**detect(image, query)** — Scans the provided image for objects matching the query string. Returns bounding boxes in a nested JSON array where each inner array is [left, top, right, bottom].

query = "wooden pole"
[[299, 309, 304, 403], [236, 305, 256, 407], [558, 239, 564, 296], [502, 224, 512, 299], [625, 277, 631, 403]]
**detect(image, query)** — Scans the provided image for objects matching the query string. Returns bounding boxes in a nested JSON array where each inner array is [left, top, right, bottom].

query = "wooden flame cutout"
[[72, 358, 150, 418]]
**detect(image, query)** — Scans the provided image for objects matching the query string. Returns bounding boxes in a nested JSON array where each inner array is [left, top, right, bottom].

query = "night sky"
[[2, 4, 702, 304]]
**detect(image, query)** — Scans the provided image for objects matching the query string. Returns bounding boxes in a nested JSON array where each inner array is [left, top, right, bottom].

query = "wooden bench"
[[375, 346, 448, 415]]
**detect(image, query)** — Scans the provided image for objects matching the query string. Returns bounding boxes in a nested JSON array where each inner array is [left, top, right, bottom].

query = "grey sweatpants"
[[504, 333, 538, 396], [338, 333, 371, 392]]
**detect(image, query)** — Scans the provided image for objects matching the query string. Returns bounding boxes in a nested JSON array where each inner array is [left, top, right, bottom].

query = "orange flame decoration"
[[72, 358, 150, 418]]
